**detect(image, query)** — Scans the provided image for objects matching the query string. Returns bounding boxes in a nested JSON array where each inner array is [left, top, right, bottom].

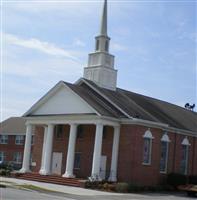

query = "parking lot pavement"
[[0, 187, 191, 200]]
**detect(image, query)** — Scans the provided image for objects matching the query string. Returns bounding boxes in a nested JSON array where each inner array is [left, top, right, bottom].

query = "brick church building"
[[19, 0, 197, 186]]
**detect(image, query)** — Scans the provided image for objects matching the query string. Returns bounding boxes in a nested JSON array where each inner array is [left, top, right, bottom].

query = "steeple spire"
[[83, 0, 117, 91], [100, 0, 108, 36]]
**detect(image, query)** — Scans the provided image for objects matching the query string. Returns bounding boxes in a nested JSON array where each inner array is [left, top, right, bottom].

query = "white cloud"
[[1, 33, 87, 121], [4, 33, 79, 61]]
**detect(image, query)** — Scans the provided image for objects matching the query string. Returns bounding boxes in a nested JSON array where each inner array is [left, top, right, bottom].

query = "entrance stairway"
[[15, 172, 82, 187]]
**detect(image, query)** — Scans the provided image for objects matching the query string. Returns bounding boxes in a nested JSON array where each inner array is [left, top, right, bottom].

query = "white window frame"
[[13, 152, 22, 164], [142, 129, 154, 165], [15, 135, 24, 145], [160, 133, 170, 174], [0, 151, 5, 162], [0, 135, 8, 144], [180, 137, 190, 175]]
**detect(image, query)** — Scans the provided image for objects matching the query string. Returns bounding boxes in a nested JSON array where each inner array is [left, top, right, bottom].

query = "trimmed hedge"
[[167, 173, 187, 188], [115, 182, 129, 193], [84, 173, 197, 193]]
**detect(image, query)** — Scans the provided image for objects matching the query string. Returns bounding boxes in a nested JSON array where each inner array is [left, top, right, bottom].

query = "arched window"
[[180, 137, 190, 175], [142, 129, 154, 165], [160, 132, 170, 173]]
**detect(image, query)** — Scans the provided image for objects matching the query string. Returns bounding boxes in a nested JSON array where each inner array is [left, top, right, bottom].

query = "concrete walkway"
[[0, 177, 122, 196]]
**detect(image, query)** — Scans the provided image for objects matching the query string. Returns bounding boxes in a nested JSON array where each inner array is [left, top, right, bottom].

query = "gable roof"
[[0, 117, 26, 134], [76, 78, 197, 133], [24, 78, 197, 133]]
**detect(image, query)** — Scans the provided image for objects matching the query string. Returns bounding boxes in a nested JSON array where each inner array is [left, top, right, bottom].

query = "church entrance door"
[[52, 152, 62, 175], [100, 155, 107, 180]]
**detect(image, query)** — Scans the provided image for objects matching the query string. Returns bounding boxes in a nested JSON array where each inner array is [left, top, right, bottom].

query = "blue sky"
[[1, 0, 196, 121]]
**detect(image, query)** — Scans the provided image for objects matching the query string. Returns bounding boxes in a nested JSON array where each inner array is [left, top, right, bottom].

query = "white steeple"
[[100, 0, 108, 36], [83, 0, 117, 91]]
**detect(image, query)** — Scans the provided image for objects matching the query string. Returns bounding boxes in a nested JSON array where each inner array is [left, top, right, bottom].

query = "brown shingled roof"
[[72, 78, 197, 133], [0, 117, 26, 134]]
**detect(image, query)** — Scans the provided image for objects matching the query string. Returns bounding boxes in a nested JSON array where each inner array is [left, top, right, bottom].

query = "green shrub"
[[189, 175, 197, 184], [167, 173, 187, 188], [108, 184, 116, 191], [103, 183, 109, 190], [0, 169, 11, 176], [146, 185, 165, 192], [115, 182, 129, 193], [128, 183, 145, 193], [0, 169, 7, 176], [84, 181, 100, 189]]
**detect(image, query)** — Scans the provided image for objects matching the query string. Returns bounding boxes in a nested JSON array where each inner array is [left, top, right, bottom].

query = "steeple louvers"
[[100, 0, 108, 36]]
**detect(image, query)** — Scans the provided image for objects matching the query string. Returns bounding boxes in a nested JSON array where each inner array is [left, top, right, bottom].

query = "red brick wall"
[[117, 125, 165, 185], [31, 124, 197, 186], [0, 135, 25, 165], [31, 126, 44, 171], [74, 125, 95, 178], [118, 125, 197, 186]]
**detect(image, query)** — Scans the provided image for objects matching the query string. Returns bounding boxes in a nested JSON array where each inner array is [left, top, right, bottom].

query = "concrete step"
[[19, 175, 78, 183], [16, 173, 81, 187]]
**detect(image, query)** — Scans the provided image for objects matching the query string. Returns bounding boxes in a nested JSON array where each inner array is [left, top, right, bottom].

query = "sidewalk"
[[0, 176, 122, 196]]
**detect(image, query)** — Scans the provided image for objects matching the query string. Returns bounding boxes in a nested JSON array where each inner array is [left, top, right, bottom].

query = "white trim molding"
[[161, 132, 171, 143], [182, 137, 191, 146]]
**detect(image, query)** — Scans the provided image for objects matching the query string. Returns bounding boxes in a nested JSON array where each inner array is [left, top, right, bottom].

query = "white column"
[[108, 126, 120, 182], [40, 124, 54, 175], [39, 126, 48, 175], [20, 124, 33, 173], [62, 124, 77, 178], [91, 123, 103, 180]]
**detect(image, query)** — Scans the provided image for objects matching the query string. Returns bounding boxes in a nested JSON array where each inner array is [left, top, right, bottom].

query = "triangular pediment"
[[24, 81, 97, 116]]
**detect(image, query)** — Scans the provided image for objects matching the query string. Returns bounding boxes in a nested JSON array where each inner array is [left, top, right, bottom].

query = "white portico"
[[20, 79, 121, 181], [20, 115, 120, 181]]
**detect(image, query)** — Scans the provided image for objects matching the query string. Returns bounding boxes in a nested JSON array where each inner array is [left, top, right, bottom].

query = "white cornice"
[[24, 114, 196, 137], [24, 115, 120, 127]]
